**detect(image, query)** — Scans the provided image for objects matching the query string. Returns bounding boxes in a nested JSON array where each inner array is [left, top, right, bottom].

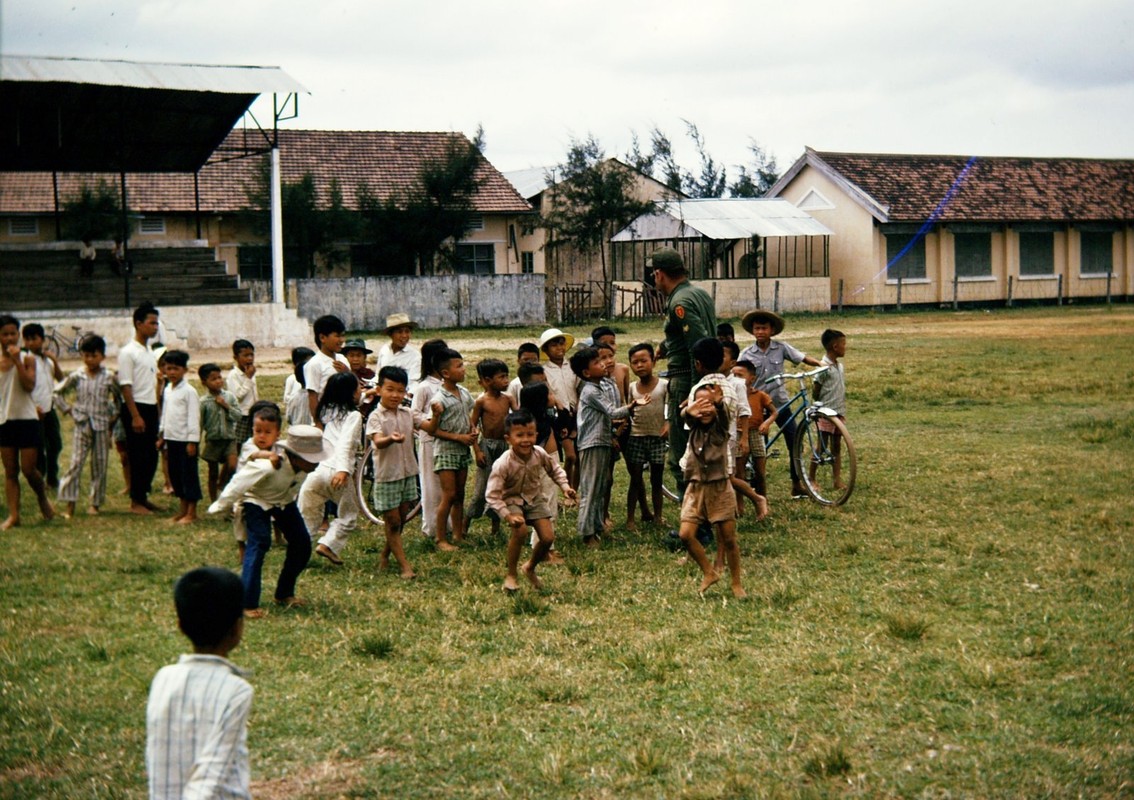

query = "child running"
[[625, 342, 669, 530], [466, 359, 516, 538], [299, 372, 363, 566], [198, 363, 242, 503], [365, 365, 443, 579], [430, 348, 477, 551], [487, 409, 576, 592], [1, 315, 56, 529], [53, 334, 119, 519], [157, 350, 201, 524]]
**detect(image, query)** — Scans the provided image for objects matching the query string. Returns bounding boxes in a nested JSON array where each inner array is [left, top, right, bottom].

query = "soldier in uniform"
[[649, 248, 717, 493]]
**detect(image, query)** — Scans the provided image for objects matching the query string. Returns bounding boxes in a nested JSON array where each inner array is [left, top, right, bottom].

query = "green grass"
[[2, 306, 1133, 798]]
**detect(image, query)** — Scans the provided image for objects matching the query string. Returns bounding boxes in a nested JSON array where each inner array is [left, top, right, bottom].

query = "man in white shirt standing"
[[119, 303, 162, 514], [375, 312, 422, 397]]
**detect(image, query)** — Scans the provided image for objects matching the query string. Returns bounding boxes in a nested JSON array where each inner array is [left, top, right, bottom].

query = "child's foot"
[[400, 569, 416, 580], [502, 575, 520, 593], [641, 512, 654, 523], [244, 608, 267, 619], [315, 543, 344, 565], [87, 506, 100, 516], [142, 500, 163, 512], [0, 516, 19, 531], [175, 515, 197, 525], [130, 503, 154, 516], [39, 499, 55, 521], [275, 596, 308, 608], [520, 561, 543, 590], [625, 519, 637, 532], [699, 571, 721, 594], [731, 584, 748, 599], [754, 495, 769, 522], [583, 535, 600, 549], [436, 539, 459, 552], [545, 550, 566, 566], [170, 513, 185, 522], [163, 485, 175, 495], [378, 554, 389, 571], [603, 518, 614, 533]]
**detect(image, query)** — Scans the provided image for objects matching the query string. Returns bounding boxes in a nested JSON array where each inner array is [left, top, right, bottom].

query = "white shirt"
[[303, 350, 349, 400], [375, 343, 421, 395], [30, 352, 55, 412], [117, 339, 159, 405], [317, 409, 363, 476], [209, 455, 306, 513], [225, 368, 258, 415], [506, 376, 523, 406], [542, 359, 578, 411], [159, 379, 201, 443], [410, 375, 442, 444], [283, 374, 312, 426], [146, 654, 253, 800]]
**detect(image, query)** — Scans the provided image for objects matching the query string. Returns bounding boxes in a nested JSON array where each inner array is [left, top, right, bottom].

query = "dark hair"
[[0, 315, 19, 330], [173, 567, 244, 649], [163, 349, 189, 368], [517, 342, 540, 360], [691, 337, 724, 373], [79, 334, 106, 355], [716, 322, 735, 338], [316, 372, 359, 423], [627, 342, 655, 360], [519, 382, 549, 415], [504, 408, 536, 433], [419, 339, 448, 381], [232, 339, 254, 356], [821, 329, 846, 350], [476, 358, 508, 381], [251, 402, 282, 429], [291, 346, 315, 387], [733, 359, 757, 376], [569, 347, 599, 379], [517, 362, 545, 385], [132, 302, 159, 325], [590, 326, 616, 342], [312, 314, 345, 346], [198, 362, 222, 381], [434, 347, 462, 375], [721, 340, 739, 361], [378, 365, 408, 388], [593, 341, 614, 354], [21, 323, 45, 339]]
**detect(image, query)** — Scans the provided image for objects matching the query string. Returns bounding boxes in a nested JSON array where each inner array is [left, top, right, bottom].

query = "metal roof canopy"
[[611, 198, 834, 242], [0, 55, 306, 172]]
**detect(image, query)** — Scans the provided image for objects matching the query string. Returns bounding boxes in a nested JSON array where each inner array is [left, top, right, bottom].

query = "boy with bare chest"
[[466, 359, 516, 538]]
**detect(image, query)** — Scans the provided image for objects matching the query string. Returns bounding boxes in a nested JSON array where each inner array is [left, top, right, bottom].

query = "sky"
[[3, 0, 1133, 180]]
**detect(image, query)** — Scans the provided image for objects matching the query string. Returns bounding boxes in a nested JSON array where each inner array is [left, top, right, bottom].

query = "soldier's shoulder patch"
[[675, 306, 685, 319]]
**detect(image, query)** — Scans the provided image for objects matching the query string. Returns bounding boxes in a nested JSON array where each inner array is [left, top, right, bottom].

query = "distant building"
[[769, 148, 1134, 306]]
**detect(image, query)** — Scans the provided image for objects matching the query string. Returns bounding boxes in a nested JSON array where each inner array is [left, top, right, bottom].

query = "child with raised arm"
[[198, 363, 242, 503], [812, 329, 849, 489], [22, 323, 64, 490], [570, 346, 648, 546], [625, 342, 669, 530], [225, 339, 258, 446], [410, 338, 448, 542], [157, 349, 201, 524], [365, 365, 443, 579], [1, 315, 55, 529], [299, 373, 363, 567], [430, 348, 477, 551], [304, 315, 349, 422], [731, 359, 776, 503], [466, 359, 516, 538], [678, 385, 745, 598], [488, 409, 576, 592], [54, 334, 119, 518], [146, 567, 252, 799]]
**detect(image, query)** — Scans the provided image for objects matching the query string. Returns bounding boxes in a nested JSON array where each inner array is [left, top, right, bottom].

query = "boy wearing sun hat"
[[375, 313, 421, 396], [538, 327, 579, 491]]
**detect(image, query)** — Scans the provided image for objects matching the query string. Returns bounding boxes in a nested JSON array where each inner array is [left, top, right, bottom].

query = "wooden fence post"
[[837, 279, 844, 313], [1007, 276, 1014, 308], [952, 273, 959, 310], [896, 276, 903, 311], [1057, 274, 1064, 306], [773, 280, 780, 313], [1106, 271, 1113, 305]]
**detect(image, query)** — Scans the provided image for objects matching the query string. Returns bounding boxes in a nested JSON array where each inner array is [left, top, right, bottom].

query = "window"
[[885, 232, 926, 281], [466, 214, 485, 231], [521, 251, 534, 274], [1080, 231, 1113, 276], [1019, 231, 1054, 276], [139, 217, 166, 235], [455, 243, 495, 275], [954, 232, 992, 278], [8, 218, 38, 236]]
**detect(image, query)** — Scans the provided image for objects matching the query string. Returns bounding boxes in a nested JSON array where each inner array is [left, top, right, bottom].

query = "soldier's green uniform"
[[661, 278, 717, 489]]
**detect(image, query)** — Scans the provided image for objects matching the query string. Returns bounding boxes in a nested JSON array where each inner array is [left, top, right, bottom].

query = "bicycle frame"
[[759, 367, 835, 456]]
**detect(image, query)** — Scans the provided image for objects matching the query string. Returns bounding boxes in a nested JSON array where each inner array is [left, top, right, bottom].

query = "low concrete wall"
[[295, 274, 545, 331], [612, 277, 831, 318]]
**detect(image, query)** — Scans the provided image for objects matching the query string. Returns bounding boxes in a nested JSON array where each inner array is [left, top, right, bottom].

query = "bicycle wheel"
[[43, 332, 63, 360], [793, 412, 856, 506], [354, 441, 423, 525]]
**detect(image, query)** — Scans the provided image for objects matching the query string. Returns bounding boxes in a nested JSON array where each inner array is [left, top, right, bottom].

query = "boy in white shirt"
[[157, 349, 201, 524], [304, 315, 349, 422], [225, 339, 258, 445]]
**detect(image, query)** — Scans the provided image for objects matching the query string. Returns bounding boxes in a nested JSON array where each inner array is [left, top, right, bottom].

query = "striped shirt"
[[53, 367, 120, 432], [145, 654, 253, 800], [576, 380, 632, 451]]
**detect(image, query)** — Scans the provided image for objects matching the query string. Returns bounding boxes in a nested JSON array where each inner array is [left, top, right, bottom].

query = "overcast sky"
[[3, 0, 1132, 178]]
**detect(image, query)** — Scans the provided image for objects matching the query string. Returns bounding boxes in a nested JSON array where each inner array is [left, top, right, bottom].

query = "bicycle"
[[43, 324, 97, 359], [660, 367, 856, 507]]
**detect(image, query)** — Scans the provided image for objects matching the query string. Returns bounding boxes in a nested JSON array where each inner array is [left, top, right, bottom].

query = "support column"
[[270, 145, 285, 305]]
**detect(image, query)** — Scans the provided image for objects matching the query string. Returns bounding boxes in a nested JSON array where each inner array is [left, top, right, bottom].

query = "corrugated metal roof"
[[1, 55, 306, 94], [502, 166, 554, 200], [611, 198, 833, 241]]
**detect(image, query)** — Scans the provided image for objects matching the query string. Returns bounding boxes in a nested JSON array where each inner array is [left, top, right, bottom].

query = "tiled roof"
[[0, 129, 532, 215], [812, 150, 1134, 223]]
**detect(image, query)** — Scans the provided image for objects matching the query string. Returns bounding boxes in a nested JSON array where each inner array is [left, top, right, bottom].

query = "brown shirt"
[[485, 446, 570, 518], [365, 404, 425, 482]]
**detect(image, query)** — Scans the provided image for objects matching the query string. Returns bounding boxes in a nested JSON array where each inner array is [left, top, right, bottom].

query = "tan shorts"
[[680, 479, 736, 525], [504, 498, 555, 523]]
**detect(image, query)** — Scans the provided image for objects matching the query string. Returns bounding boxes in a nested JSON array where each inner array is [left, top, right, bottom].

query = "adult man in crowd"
[[738, 309, 821, 498], [119, 302, 161, 514]]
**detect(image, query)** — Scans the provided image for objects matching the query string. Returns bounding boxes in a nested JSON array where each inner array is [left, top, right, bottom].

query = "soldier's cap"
[[647, 247, 685, 274]]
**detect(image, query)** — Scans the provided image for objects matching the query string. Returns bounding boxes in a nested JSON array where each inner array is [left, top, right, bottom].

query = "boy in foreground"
[[146, 566, 252, 799], [486, 409, 576, 592]]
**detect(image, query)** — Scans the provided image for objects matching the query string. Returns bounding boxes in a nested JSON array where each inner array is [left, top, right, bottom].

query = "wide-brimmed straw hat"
[[279, 424, 333, 463], [741, 309, 786, 336], [342, 338, 372, 354], [538, 328, 575, 352], [384, 313, 417, 333]]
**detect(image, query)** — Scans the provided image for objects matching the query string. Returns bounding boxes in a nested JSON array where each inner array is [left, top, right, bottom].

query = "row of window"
[[887, 229, 1117, 281], [6, 217, 167, 236]]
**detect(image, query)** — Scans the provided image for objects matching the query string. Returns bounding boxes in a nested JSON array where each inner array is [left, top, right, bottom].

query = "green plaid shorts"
[[372, 475, 419, 513], [433, 449, 471, 473], [625, 435, 667, 467]]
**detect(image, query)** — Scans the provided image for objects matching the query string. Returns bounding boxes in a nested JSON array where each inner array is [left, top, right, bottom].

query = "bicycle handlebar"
[[761, 365, 830, 387]]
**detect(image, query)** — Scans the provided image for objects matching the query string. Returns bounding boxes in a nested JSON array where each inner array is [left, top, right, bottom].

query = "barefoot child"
[[430, 348, 477, 551], [54, 335, 119, 518], [732, 359, 776, 500], [722, 340, 766, 521], [365, 365, 443, 578], [466, 359, 516, 538], [225, 339, 258, 446], [678, 386, 745, 598], [0, 315, 56, 529], [22, 323, 64, 490], [146, 567, 251, 798], [198, 363, 242, 502], [539, 328, 578, 491], [157, 350, 201, 524], [488, 409, 576, 592], [625, 342, 668, 530], [811, 329, 849, 488], [410, 339, 448, 542], [208, 414, 329, 618]]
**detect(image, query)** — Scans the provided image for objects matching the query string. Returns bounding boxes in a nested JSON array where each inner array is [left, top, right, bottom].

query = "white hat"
[[279, 424, 333, 463], [538, 328, 575, 352]]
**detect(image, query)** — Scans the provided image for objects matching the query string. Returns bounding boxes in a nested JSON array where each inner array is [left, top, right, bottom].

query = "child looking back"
[[226, 339, 258, 445], [146, 566, 251, 799], [466, 359, 516, 538], [430, 348, 477, 551], [812, 329, 849, 489]]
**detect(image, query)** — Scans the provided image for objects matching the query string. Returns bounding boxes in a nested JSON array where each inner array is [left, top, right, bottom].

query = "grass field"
[[2, 306, 1132, 798]]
